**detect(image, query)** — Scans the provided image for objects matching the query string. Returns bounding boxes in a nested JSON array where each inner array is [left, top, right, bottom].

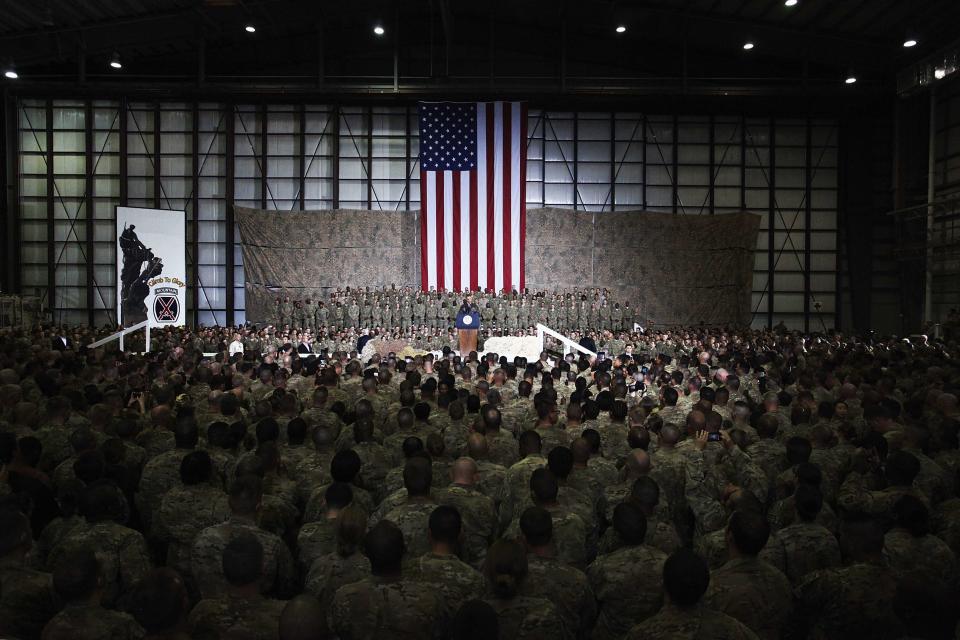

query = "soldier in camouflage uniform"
[[439, 458, 497, 568], [187, 534, 287, 640], [382, 457, 439, 559], [762, 484, 841, 584], [314, 300, 328, 334], [0, 509, 58, 640], [413, 296, 426, 328], [190, 476, 296, 599], [330, 521, 451, 639], [347, 299, 360, 329], [624, 549, 758, 640], [482, 539, 566, 639], [518, 506, 598, 639], [588, 502, 668, 640], [42, 549, 144, 640]]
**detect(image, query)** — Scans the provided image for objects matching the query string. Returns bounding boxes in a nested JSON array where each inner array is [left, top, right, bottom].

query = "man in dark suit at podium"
[[456, 296, 480, 355], [458, 296, 479, 315]]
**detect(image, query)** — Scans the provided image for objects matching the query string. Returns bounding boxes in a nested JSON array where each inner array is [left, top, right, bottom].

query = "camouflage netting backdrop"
[[236, 207, 761, 327]]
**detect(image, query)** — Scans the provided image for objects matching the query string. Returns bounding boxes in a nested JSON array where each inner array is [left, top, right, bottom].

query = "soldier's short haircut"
[[80, 481, 126, 522], [519, 507, 552, 547], [312, 386, 328, 404], [403, 456, 433, 496], [330, 450, 362, 483], [794, 484, 823, 522], [73, 450, 106, 484], [395, 407, 415, 432], [355, 399, 373, 420], [467, 395, 481, 413], [53, 549, 100, 601], [413, 402, 431, 421], [535, 401, 554, 420], [228, 475, 263, 514], [69, 427, 97, 453], [613, 502, 648, 545], [661, 386, 679, 407], [325, 482, 354, 511], [364, 521, 405, 575], [130, 568, 189, 634], [448, 400, 465, 420], [581, 428, 601, 453], [893, 495, 930, 537], [177, 450, 211, 486], [402, 436, 424, 458], [206, 422, 232, 449], [756, 413, 780, 438], [219, 392, 239, 416], [631, 477, 661, 509], [172, 418, 199, 449], [785, 436, 812, 465], [286, 417, 307, 445], [885, 451, 921, 486], [428, 505, 462, 545], [840, 515, 884, 560], [518, 430, 542, 457], [628, 427, 650, 451], [529, 468, 558, 504], [728, 509, 770, 556], [0, 508, 31, 555], [547, 446, 574, 480], [352, 418, 375, 443], [255, 418, 280, 444], [222, 533, 264, 586], [663, 549, 710, 607], [426, 432, 445, 458], [453, 600, 500, 640], [481, 405, 502, 431]]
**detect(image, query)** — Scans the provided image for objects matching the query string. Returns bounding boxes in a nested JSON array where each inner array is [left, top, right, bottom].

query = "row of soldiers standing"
[[273, 287, 638, 333]]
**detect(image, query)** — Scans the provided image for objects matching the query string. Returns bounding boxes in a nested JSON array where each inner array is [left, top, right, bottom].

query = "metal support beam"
[[642, 114, 647, 210], [85, 100, 95, 326], [225, 103, 235, 327], [298, 103, 306, 210], [191, 100, 200, 326], [708, 114, 715, 214], [332, 105, 340, 208], [119, 97, 128, 207], [46, 99, 54, 319], [405, 104, 411, 210], [925, 87, 936, 324], [259, 104, 267, 210], [609, 112, 616, 211], [572, 112, 578, 210], [3, 93, 20, 294], [366, 106, 373, 209], [740, 115, 747, 210], [767, 118, 775, 328], [804, 117, 812, 332], [672, 113, 679, 214], [153, 103, 161, 209]]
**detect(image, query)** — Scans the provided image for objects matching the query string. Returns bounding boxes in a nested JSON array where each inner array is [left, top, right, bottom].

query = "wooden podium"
[[456, 310, 480, 355]]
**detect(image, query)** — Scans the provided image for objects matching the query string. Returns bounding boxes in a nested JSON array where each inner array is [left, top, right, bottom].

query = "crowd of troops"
[[0, 322, 959, 639], [273, 287, 639, 334]]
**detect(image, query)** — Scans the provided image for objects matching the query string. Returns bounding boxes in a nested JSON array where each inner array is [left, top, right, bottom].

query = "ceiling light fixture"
[[903, 38, 917, 48], [784, 0, 798, 6], [934, 67, 946, 80], [109, 52, 122, 70], [4, 62, 17, 79], [373, 24, 385, 36], [615, 25, 626, 33], [845, 75, 857, 84], [743, 41, 755, 50], [244, 24, 256, 33]]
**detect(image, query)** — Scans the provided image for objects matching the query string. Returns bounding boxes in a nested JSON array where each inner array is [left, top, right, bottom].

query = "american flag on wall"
[[418, 101, 527, 293]]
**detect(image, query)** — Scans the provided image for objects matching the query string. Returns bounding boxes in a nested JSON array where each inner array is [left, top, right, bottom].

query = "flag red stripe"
[[420, 171, 428, 290], [519, 103, 528, 291], [469, 169, 478, 291], [503, 104, 512, 296], [436, 173, 445, 291], [452, 172, 461, 292], [486, 104, 495, 293]]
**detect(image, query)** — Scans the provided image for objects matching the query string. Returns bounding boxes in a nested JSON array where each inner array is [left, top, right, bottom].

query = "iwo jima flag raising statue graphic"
[[116, 207, 186, 329]]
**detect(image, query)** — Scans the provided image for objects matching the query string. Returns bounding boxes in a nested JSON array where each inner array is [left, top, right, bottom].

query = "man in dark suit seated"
[[51, 332, 72, 351]]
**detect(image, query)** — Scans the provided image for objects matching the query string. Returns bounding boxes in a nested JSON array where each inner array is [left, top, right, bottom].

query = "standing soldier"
[[519, 298, 530, 330], [292, 300, 305, 329], [481, 302, 494, 331], [622, 301, 633, 332], [547, 303, 560, 330], [333, 302, 344, 331], [413, 296, 425, 329], [382, 300, 394, 330], [579, 296, 590, 333], [507, 299, 519, 333], [347, 298, 360, 329], [426, 295, 438, 330], [280, 296, 293, 328], [612, 303, 623, 333], [401, 295, 413, 331], [372, 295, 383, 329], [360, 294, 373, 329], [274, 297, 283, 327], [315, 300, 328, 334]]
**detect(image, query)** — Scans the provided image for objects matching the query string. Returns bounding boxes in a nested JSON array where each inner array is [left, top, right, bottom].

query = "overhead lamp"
[[109, 52, 122, 69], [743, 41, 755, 50], [244, 24, 256, 33], [903, 38, 917, 48], [784, 0, 798, 6], [845, 75, 857, 84], [4, 63, 17, 80], [373, 24, 385, 36], [934, 67, 946, 80], [615, 25, 626, 33]]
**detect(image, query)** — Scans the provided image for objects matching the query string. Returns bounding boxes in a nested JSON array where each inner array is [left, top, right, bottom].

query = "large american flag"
[[419, 101, 527, 293]]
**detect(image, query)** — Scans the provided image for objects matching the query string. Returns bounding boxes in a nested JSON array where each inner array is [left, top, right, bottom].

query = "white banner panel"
[[116, 207, 186, 328]]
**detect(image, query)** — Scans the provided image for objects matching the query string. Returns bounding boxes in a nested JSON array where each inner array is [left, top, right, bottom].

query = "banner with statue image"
[[116, 207, 186, 328]]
